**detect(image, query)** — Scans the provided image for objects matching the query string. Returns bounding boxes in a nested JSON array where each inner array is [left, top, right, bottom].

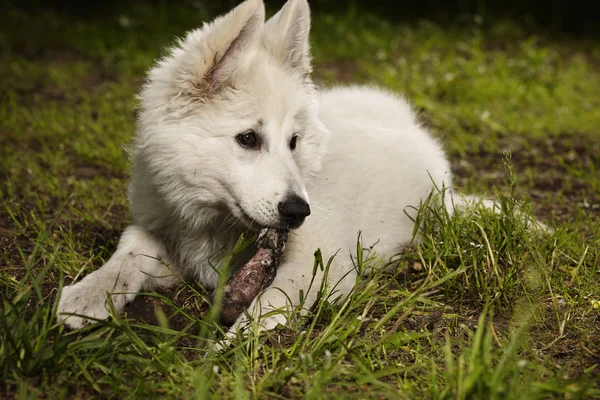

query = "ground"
[[1, 2, 599, 399]]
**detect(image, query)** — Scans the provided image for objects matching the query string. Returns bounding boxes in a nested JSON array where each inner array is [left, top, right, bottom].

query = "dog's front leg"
[[57, 225, 181, 329]]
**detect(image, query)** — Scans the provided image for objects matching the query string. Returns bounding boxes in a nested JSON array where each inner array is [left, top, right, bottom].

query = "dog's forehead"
[[241, 58, 311, 126]]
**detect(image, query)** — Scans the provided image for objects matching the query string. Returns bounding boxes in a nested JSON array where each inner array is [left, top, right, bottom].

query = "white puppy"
[[58, 0, 460, 332]]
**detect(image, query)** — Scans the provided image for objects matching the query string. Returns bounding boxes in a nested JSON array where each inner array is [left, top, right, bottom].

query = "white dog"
[[58, 0, 466, 333]]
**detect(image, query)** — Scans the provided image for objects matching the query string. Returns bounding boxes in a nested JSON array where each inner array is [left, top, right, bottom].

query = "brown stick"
[[219, 228, 289, 325]]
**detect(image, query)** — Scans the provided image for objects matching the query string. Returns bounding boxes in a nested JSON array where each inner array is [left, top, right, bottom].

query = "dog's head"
[[135, 0, 329, 231]]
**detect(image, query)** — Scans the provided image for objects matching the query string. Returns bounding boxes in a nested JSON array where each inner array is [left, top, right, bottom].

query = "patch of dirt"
[[530, 303, 600, 383], [68, 221, 125, 255], [122, 283, 211, 361], [72, 165, 128, 180], [123, 284, 209, 327], [0, 230, 30, 277], [451, 133, 600, 222]]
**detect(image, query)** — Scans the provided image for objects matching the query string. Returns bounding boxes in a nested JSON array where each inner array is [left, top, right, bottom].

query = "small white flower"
[[578, 199, 590, 208]]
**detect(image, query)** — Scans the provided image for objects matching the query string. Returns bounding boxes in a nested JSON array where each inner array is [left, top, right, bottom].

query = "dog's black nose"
[[278, 195, 311, 228]]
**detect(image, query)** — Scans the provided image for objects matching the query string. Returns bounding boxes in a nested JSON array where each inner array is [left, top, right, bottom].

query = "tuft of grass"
[[409, 155, 549, 308], [1, 1, 599, 398]]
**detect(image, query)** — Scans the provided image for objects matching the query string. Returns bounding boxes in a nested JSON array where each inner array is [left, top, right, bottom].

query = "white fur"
[[57, 0, 458, 330]]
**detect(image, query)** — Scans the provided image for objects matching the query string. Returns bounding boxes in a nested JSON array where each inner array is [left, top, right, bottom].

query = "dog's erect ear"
[[166, 0, 265, 95], [263, 0, 312, 76], [206, 0, 265, 90]]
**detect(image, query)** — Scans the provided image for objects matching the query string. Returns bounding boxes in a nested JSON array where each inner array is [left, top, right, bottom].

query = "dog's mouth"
[[286, 219, 306, 230], [233, 203, 303, 230]]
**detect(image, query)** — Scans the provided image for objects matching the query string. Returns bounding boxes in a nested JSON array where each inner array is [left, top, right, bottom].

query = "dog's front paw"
[[57, 280, 128, 329], [223, 296, 290, 338], [213, 311, 288, 353]]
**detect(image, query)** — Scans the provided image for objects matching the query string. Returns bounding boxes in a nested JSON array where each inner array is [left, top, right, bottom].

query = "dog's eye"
[[289, 134, 298, 151], [236, 130, 260, 149]]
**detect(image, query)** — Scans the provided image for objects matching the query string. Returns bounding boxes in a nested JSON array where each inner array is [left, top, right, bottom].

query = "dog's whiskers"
[[223, 215, 241, 234], [217, 211, 237, 233], [310, 210, 328, 220], [310, 201, 331, 213]]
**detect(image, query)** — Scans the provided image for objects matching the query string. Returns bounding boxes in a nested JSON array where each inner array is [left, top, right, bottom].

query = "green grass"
[[1, 2, 599, 398]]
